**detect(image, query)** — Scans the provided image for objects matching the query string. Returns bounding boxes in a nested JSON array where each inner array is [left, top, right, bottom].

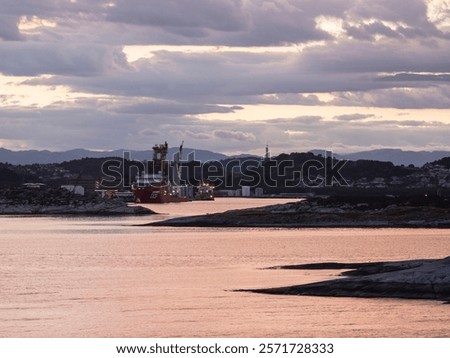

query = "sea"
[[0, 198, 449, 338]]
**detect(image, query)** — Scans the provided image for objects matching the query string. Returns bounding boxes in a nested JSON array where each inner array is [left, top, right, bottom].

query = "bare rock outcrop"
[[241, 257, 450, 302], [0, 187, 153, 216]]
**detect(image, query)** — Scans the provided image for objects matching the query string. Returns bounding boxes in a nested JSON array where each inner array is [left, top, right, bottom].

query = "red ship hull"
[[132, 184, 190, 203]]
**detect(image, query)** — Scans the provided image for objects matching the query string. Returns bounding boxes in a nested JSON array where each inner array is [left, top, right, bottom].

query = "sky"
[[1, 0, 450, 156]]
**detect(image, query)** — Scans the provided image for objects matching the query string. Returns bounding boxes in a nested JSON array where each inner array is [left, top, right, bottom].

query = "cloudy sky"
[[1, 0, 450, 155]]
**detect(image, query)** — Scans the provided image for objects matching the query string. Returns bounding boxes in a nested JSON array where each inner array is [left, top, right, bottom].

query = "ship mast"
[[173, 141, 183, 186]]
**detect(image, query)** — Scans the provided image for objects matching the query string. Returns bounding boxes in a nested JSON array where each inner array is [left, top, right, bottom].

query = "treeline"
[[1, 154, 449, 197]]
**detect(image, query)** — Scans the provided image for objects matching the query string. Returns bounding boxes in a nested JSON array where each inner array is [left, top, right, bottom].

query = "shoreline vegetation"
[[238, 257, 450, 303], [148, 195, 450, 228], [0, 187, 154, 216]]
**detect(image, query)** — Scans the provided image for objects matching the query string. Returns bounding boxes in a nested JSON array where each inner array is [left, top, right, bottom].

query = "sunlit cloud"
[[18, 16, 57, 32], [0, 75, 106, 108]]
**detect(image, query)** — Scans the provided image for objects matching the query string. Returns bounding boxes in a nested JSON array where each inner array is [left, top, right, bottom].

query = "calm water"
[[0, 198, 449, 338]]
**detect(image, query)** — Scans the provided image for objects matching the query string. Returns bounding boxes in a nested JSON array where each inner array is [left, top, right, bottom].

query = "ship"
[[132, 142, 190, 203]]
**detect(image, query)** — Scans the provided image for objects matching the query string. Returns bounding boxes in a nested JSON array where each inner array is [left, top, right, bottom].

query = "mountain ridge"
[[0, 147, 228, 165], [310, 149, 450, 167], [1, 147, 449, 166], [339, 149, 450, 167]]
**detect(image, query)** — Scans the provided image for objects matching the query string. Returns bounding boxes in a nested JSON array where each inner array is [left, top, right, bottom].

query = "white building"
[[242, 186, 251, 197], [61, 185, 85, 196]]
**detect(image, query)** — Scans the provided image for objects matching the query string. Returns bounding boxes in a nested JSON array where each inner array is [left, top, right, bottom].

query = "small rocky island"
[[0, 187, 154, 216], [239, 257, 450, 303], [149, 195, 450, 228]]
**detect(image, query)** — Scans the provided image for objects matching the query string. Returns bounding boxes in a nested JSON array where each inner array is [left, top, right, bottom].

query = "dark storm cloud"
[[169, 129, 212, 140], [0, 42, 128, 76], [212, 129, 256, 142], [25, 50, 390, 101], [375, 119, 445, 127], [301, 39, 450, 74], [351, 0, 425, 22], [0, 15, 23, 40], [138, 128, 160, 137], [266, 116, 323, 125], [3, 0, 441, 46], [113, 101, 243, 115], [107, 0, 248, 33], [331, 86, 450, 109], [0, 0, 103, 17], [21, 41, 450, 115], [105, 0, 340, 45], [379, 73, 450, 82]]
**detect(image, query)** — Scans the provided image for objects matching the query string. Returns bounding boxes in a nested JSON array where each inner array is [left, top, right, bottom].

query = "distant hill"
[[311, 149, 450, 167], [0, 147, 228, 165], [2, 147, 449, 167]]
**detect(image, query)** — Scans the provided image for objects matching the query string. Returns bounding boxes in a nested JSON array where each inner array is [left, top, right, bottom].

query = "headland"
[[148, 195, 450, 228]]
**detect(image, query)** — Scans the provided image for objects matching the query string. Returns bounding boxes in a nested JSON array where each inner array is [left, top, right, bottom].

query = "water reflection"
[[0, 198, 449, 337]]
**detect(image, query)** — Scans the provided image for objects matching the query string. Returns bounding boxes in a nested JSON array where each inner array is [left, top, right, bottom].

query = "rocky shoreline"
[[149, 195, 450, 228], [239, 257, 450, 303], [0, 201, 153, 215], [0, 187, 154, 216]]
